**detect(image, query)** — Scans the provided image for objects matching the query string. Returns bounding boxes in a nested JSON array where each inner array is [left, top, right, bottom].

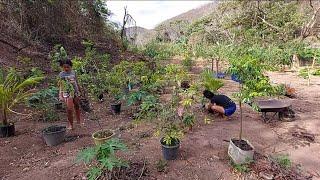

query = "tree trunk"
[[216, 59, 219, 75], [239, 83, 243, 140], [2, 108, 8, 125], [312, 57, 316, 69], [211, 59, 214, 72], [120, 7, 128, 41], [239, 100, 243, 140]]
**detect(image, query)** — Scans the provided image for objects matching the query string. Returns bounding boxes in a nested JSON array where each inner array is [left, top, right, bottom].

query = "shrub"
[[76, 138, 128, 180]]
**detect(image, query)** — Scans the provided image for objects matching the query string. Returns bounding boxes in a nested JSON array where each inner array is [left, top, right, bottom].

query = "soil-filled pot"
[[228, 138, 254, 164], [0, 123, 15, 138], [92, 129, 115, 145], [160, 138, 180, 160], [42, 125, 66, 146], [111, 103, 121, 114]]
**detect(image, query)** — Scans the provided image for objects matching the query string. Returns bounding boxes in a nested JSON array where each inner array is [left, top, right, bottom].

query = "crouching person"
[[203, 90, 236, 118]]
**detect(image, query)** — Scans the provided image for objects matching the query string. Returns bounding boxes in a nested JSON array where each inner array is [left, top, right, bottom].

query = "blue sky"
[[107, 1, 213, 29]]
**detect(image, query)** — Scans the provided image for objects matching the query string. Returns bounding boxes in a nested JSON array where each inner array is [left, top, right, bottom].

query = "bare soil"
[[232, 139, 253, 151], [1, 61, 320, 179]]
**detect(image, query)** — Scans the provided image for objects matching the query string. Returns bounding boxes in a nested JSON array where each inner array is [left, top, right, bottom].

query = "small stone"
[[259, 172, 274, 180], [22, 167, 30, 172], [13, 147, 17, 150], [4, 141, 10, 144], [44, 161, 49, 167]]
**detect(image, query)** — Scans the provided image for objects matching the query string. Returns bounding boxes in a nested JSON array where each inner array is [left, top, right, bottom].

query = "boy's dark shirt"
[[210, 95, 235, 108]]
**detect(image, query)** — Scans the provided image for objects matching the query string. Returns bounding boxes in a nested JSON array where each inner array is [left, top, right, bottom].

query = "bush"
[[28, 86, 60, 121], [182, 55, 194, 70], [76, 138, 128, 180]]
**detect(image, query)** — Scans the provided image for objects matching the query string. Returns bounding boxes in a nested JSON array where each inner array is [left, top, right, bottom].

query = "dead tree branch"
[[257, 16, 281, 31]]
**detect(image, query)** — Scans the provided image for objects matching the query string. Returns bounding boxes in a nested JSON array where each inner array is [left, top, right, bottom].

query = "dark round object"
[[80, 98, 91, 112], [55, 102, 63, 110], [160, 137, 180, 160], [231, 74, 242, 83], [0, 123, 15, 138], [111, 103, 121, 114], [42, 125, 66, 146], [181, 81, 190, 90]]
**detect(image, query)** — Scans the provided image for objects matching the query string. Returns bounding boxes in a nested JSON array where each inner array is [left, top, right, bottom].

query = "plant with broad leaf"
[[201, 69, 224, 93], [48, 44, 68, 72], [180, 84, 200, 130], [155, 88, 184, 146], [228, 55, 276, 140], [76, 138, 128, 180], [0, 68, 44, 126]]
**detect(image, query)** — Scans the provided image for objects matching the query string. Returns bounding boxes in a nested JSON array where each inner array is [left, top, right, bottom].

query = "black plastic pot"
[[0, 123, 15, 138], [160, 138, 180, 160], [111, 103, 121, 114], [55, 102, 63, 110], [42, 125, 66, 146]]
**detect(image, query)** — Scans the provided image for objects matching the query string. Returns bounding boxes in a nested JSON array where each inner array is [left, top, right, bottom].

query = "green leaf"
[[76, 147, 97, 164], [86, 167, 102, 180]]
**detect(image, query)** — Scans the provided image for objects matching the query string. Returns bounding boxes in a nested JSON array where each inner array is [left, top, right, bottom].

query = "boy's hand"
[[59, 94, 64, 101]]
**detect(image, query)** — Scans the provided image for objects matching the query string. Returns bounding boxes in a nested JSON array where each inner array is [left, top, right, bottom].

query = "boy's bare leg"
[[73, 97, 82, 125], [211, 105, 226, 118], [66, 98, 74, 130]]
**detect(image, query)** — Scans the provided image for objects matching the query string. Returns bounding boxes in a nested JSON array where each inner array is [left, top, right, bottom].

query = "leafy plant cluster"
[[27, 86, 60, 122], [76, 138, 128, 180], [0, 68, 44, 125]]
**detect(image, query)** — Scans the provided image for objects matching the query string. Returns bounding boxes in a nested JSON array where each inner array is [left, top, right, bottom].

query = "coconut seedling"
[[0, 68, 43, 137]]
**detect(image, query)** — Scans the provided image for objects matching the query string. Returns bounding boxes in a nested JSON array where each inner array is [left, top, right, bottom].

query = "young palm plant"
[[0, 68, 43, 137]]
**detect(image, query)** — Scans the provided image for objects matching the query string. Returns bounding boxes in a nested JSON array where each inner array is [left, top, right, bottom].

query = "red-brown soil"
[[1, 61, 319, 179]]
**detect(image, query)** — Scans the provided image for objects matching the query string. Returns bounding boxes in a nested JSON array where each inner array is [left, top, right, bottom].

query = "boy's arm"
[[58, 80, 64, 101], [75, 73, 82, 95]]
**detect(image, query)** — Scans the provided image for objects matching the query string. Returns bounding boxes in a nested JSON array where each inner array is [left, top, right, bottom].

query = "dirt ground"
[[1, 61, 320, 180]]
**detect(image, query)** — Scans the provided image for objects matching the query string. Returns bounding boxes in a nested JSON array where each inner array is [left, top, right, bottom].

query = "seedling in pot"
[[0, 68, 43, 137], [155, 89, 184, 160], [228, 55, 277, 164]]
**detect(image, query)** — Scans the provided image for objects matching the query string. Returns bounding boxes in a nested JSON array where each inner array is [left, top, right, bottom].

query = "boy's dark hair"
[[203, 90, 215, 99], [59, 58, 73, 67]]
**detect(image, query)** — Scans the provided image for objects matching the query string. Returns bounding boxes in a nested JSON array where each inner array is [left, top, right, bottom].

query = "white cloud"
[[107, 1, 213, 29]]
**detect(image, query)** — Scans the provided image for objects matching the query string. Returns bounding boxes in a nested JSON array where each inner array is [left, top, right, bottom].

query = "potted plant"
[[109, 87, 124, 114], [90, 112, 115, 145], [92, 129, 115, 145], [228, 55, 275, 164], [0, 68, 43, 137], [156, 90, 183, 160], [160, 124, 183, 160]]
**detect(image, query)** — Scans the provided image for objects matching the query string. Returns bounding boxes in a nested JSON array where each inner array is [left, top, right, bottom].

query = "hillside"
[[155, 2, 218, 29], [127, 2, 218, 45]]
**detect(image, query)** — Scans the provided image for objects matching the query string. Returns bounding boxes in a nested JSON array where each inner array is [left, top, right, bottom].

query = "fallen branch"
[[257, 16, 280, 31], [0, 39, 30, 52], [138, 159, 146, 180]]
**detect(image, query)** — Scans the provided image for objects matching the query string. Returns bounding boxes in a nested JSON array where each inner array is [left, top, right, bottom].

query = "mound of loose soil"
[[102, 161, 150, 180], [250, 153, 313, 180]]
